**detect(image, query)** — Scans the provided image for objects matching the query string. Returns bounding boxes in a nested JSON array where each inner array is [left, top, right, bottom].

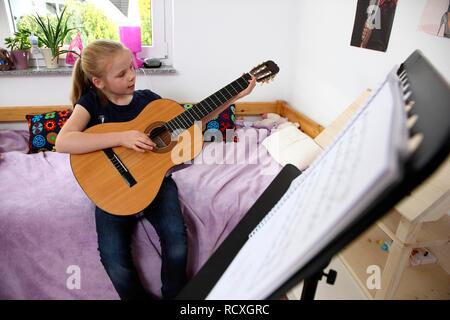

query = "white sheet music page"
[[207, 71, 408, 299]]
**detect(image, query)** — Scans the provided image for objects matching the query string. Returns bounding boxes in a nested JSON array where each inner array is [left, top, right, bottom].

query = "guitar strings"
[[140, 70, 254, 141], [138, 67, 174, 140]]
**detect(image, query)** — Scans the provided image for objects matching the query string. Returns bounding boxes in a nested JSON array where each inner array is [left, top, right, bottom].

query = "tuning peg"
[[407, 133, 423, 155], [407, 114, 419, 129], [405, 100, 415, 113], [265, 77, 273, 83]]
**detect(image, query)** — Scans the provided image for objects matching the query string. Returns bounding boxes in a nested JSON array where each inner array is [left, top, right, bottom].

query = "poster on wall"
[[350, 0, 399, 52], [419, 0, 450, 39]]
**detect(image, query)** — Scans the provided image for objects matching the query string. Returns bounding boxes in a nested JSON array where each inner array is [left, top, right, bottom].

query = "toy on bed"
[[236, 112, 294, 131]]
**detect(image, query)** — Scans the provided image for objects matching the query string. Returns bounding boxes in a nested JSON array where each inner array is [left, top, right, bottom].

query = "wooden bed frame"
[[0, 101, 324, 138]]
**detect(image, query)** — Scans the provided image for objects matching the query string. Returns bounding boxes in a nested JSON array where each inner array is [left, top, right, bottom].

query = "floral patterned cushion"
[[183, 103, 236, 142], [26, 109, 72, 153]]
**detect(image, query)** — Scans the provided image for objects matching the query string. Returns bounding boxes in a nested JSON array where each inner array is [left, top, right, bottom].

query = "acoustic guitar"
[[70, 61, 279, 215]]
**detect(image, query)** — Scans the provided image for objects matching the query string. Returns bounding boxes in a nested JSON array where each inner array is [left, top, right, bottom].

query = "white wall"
[[165, 0, 296, 102], [289, 0, 450, 127], [0, 0, 296, 106], [1, 0, 449, 128]]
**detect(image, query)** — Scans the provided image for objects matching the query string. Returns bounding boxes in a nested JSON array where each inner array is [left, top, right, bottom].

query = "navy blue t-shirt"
[[76, 89, 161, 128]]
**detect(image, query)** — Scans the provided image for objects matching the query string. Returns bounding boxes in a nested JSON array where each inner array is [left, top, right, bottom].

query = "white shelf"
[[315, 89, 450, 300], [416, 215, 450, 247], [340, 222, 450, 299], [377, 210, 450, 248], [376, 210, 401, 242]]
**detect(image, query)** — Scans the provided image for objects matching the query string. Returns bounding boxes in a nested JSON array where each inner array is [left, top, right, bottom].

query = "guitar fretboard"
[[164, 73, 252, 134]]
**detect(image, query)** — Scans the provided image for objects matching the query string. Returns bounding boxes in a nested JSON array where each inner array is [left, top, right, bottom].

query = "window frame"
[[1, 0, 15, 41], [140, 0, 172, 64], [0, 0, 172, 66]]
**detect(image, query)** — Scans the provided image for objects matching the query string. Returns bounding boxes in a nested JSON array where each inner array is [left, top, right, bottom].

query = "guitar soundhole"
[[149, 125, 172, 150]]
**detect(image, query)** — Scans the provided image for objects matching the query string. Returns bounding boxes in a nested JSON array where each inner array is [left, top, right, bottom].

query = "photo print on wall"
[[350, 0, 399, 52], [419, 0, 450, 39]]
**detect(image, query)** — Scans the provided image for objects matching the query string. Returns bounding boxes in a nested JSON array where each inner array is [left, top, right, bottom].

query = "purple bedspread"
[[0, 128, 281, 299]]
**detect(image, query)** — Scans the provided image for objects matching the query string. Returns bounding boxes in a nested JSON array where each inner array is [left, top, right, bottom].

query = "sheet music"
[[207, 70, 409, 299]]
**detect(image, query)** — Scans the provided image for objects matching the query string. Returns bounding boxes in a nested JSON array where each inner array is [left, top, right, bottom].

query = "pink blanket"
[[0, 129, 281, 299]]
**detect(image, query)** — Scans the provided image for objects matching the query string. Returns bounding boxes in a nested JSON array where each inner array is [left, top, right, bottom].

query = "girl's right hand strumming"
[[120, 130, 156, 152]]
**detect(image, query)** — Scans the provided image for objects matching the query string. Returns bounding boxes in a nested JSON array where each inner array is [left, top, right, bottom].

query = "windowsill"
[[0, 65, 177, 77]]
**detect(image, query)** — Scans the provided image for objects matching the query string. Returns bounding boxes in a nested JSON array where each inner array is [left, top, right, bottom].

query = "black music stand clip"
[[300, 260, 337, 300]]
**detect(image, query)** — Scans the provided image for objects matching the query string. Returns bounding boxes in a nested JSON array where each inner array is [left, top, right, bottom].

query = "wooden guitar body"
[[70, 99, 203, 215]]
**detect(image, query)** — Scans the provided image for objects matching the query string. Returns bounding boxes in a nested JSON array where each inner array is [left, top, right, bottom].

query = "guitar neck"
[[166, 73, 252, 132]]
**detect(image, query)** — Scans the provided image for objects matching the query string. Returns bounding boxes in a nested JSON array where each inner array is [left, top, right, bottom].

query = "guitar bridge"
[[103, 148, 137, 187]]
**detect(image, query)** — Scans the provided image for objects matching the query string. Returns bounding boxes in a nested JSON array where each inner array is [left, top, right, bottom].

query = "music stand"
[[177, 50, 450, 300]]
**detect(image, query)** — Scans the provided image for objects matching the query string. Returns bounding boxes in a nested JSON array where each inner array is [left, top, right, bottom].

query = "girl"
[[56, 39, 256, 300]]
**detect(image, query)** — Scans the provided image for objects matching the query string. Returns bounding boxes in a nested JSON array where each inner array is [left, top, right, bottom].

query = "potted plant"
[[32, 7, 76, 68], [4, 28, 31, 70]]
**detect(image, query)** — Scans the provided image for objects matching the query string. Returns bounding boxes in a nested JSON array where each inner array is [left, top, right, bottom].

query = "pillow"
[[183, 103, 237, 142], [26, 109, 72, 153], [262, 125, 322, 171]]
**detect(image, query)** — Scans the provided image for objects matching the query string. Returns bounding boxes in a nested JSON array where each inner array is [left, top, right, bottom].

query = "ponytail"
[[71, 57, 89, 106]]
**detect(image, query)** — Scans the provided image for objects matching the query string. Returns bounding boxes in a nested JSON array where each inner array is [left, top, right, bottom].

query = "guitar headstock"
[[249, 60, 280, 84]]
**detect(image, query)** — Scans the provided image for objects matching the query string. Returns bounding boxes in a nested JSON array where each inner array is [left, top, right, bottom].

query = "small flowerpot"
[[40, 48, 59, 69], [11, 50, 29, 70]]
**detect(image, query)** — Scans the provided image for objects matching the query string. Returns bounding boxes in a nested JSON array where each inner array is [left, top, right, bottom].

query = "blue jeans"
[[95, 176, 187, 300]]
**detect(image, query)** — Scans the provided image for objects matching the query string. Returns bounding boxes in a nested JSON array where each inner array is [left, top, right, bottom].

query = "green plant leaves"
[[4, 29, 31, 51], [32, 6, 77, 58]]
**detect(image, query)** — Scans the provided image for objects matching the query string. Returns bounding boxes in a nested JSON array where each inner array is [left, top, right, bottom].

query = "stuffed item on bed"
[[236, 112, 290, 131], [0, 127, 281, 299], [262, 124, 322, 171]]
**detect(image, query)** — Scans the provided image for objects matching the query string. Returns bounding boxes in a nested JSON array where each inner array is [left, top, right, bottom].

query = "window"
[[2, 0, 170, 62]]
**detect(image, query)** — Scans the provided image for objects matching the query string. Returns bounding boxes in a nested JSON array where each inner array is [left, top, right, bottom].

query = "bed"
[[0, 101, 324, 299]]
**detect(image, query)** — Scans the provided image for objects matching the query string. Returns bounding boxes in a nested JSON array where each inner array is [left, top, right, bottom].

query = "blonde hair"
[[71, 39, 128, 106]]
